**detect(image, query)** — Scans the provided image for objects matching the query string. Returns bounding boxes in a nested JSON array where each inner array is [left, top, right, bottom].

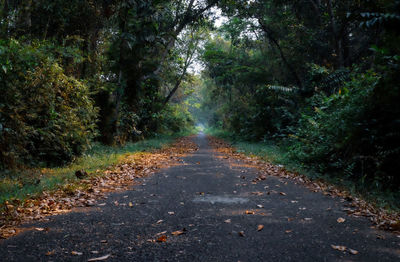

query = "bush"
[[157, 104, 194, 135], [289, 69, 400, 189], [0, 39, 98, 168]]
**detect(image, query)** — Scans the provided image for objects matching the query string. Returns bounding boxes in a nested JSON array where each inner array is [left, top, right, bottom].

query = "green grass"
[[206, 127, 400, 212], [0, 132, 189, 206]]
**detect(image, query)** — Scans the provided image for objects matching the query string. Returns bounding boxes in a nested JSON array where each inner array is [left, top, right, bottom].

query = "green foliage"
[[289, 70, 378, 171], [0, 39, 98, 168], [151, 104, 194, 135]]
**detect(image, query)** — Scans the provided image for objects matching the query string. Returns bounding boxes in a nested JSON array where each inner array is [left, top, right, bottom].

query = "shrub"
[[289, 69, 400, 189], [0, 39, 98, 168]]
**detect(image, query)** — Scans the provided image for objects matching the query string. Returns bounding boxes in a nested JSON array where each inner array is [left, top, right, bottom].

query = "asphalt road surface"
[[1, 134, 399, 261]]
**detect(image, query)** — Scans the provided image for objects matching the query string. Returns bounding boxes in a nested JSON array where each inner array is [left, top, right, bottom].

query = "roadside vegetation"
[[0, 132, 192, 209], [199, 1, 400, 211]]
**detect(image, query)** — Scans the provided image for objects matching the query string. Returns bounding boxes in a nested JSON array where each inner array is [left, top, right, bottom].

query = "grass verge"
[[206, 127, 400, 212], [0, 132, 190, 206]]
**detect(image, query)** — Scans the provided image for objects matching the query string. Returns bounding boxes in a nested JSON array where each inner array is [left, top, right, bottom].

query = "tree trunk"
[[1, 0, 9, 38], [327, 0, 344, 68], [258, 19, 304, 90]]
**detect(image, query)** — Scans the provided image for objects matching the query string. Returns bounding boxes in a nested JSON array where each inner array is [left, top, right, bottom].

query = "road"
[[1, 134, 399, 261]]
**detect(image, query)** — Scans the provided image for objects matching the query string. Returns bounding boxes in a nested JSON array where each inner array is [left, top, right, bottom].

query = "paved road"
[[1, 134, 399, 261]]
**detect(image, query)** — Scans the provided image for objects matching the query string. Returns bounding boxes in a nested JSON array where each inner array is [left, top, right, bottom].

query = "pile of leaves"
[[207, 136, 400, 233], [0, 136, 198, 239]]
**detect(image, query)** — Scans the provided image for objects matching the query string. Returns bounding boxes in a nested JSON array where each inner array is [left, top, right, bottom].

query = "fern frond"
[[267, 85, 298, 93]]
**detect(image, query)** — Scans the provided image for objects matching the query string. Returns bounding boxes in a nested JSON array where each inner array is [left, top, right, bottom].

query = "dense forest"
[[1, 0, 399, 197]]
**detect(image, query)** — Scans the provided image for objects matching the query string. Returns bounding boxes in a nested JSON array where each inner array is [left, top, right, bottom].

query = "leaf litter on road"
[[1, 137, 199, 239], [208, 136, 400, 232]]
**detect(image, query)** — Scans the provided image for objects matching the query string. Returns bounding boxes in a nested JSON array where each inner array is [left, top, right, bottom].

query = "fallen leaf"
[[238, 231, 245, 237], [224, 219, 231, 223], [256, 204, 264, 208], [257, 225, 264, 231], [71, 251, 83, 256], [156, 231, 167, 236], [35, 227, 45, 231], [376, 234, 385, 239], [156, 220, 163, 224], [331, 245, 346, 251], [171, 230, 185, 236], [245, 210, 255, 215], [157, 235, 167, 242], [45, 250, 55, 256], [87, 254, 111, 261], [128, 202, 133, 207], [304, 218, 312, 221], [168, 211, 175, 215], [348, 248, 359, 255], [279, 192, 287, 196], [285, 230, 292, 233], [100, 240, 107, 243], [337, 217, 345, 223]]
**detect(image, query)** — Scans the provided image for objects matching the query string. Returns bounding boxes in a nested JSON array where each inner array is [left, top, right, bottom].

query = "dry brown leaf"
[[257, 225, 264, 231], [279, 192, 287, 196], [171, 230, 185, 236], [156, 220, 163, 224], [156, 231, 167, 236], [238, 231, 245, 237], [285, 230, 292, 233], [331, 245, 346, 251], [128, 202, 133, 207], [168, 211, 175, 215], [245, 210, 255, 215], [45, 250, 55, 256], [71, 251, 83, 256], [87, 254, 111, 261], [348, 248, 359, 255], [157, 235, 167, 242], [256, 204, 264, 208], [224, 219, 231, 223], [337, 217, 345, 223]]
